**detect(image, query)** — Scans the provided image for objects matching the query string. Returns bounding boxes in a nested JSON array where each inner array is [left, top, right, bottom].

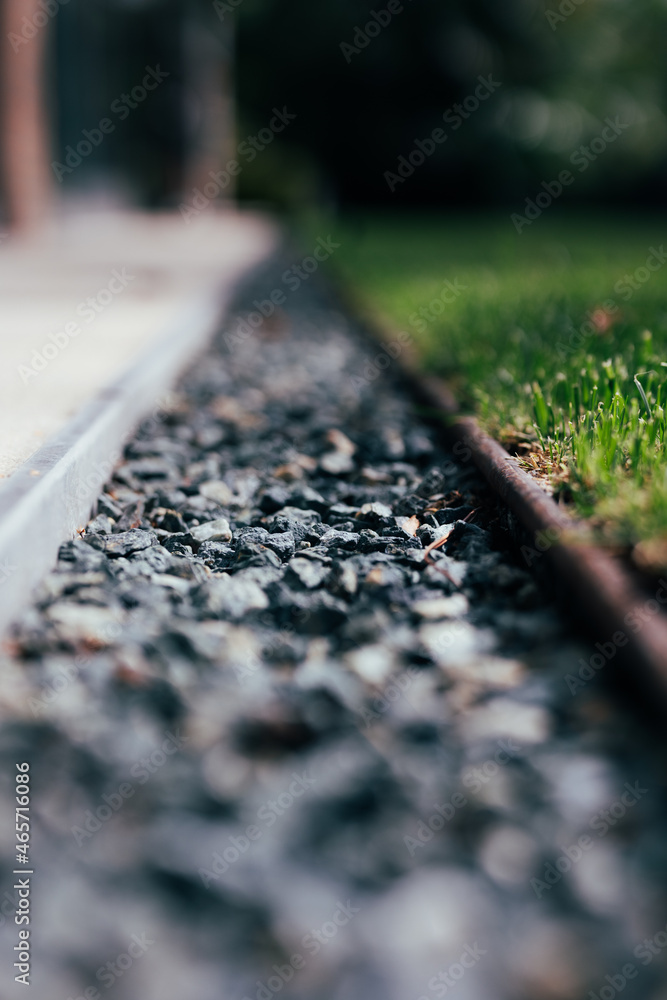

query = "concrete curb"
[[0, 269, 260, 639]]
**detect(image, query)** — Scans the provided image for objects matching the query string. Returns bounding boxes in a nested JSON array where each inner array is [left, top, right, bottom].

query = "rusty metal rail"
[[344, 285, 667, 713]]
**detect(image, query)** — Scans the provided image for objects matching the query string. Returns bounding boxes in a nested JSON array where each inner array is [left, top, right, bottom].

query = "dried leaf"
[[401, 515, 420, 537]]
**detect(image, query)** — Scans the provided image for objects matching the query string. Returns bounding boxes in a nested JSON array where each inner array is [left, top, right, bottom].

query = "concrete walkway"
[[0, 210, 277, 479], [0, 209, 277, 635]]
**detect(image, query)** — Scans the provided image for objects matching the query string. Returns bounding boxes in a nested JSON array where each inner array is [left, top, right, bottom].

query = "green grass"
[[315, 212, 667, 567]]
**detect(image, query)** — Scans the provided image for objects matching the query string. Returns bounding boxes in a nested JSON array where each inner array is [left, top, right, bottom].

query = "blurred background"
[[2, 0, 667, 221]]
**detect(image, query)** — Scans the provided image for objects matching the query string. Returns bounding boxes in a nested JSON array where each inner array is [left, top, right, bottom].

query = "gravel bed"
[[0, 257, 666, 1000]]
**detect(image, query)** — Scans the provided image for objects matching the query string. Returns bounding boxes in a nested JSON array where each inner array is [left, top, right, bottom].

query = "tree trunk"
[[1, 0, 52, 230]]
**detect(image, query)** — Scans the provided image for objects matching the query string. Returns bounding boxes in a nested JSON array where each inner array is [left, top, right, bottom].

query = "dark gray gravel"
[[0, 256, 666, 1000]]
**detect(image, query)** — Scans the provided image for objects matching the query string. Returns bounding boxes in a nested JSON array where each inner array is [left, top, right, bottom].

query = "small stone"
[[419, 523, 456, 548], [195, 425, 226, 450], [358, 529, 390, 553], [422, 553, 468, 588], [259, 486, 291, 513], [479, 824, 540, 887], [234, 544, 282, 570], [198, 541, 235, 572], [199, 574, 269, 618], [150, 574, 192, 595], [411, 595, 469, 619], [357, 502, 394, 527], [404, 429, 434, 458], [287, 558, 330, 589], [163, 533, 199, 555], [320, 529, 358, 551], [291, 592, 348, 634], [198, 480, 235, 506], [272, 462, 304, 482], [262, 532, 295, 560], [190, 518, 233, 543], [345, 644, 397, 685], [327, 503, 359, 523], [86, 528, 157, 557], [287, 485, 329, 514], [394, 494, 425, 516], [124, 457, 175, 481], [359, 467, 393, 485], [132, 545, 173, 574], [151, 508, 187, 533], [447, 520, 490, 560], [168, 558, 209, 583], [267, 515, 310, 542], [385, 539, 422, 556], [270, 506, 321, 526], [96, 493, 123, 519], [420, 620, 492, 665], [328, 562, 358, 597], [304, 523, 328, 543], [45, 603, 123, 645], [86, 514, 115, 535], [435, 506, 475, 525], [442, 655, 525, 690], [396, 515, 420, 537], [363, 564, 405, 588], [235, 526, 271, 548], [460, 697, 551, 745], [326, 428, 356, 455], [414, 468, 447, 498], [380, 427, 405, 458], [320, 451, 355, 475]]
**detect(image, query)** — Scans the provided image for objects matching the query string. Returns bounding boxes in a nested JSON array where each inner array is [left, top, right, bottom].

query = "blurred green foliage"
[[236, 0, 667, 207]]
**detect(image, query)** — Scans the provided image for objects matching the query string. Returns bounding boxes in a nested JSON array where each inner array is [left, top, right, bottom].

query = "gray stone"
[[320, 529, 359, 551], [86, 528, 157, 557], [286, 558, 330, 589], [190, 518, 233, 543], [199, 574, 269, 619]]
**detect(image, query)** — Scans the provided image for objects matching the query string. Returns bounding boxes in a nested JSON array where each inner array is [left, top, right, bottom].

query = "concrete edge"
[[0, 264, 263, 640]]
